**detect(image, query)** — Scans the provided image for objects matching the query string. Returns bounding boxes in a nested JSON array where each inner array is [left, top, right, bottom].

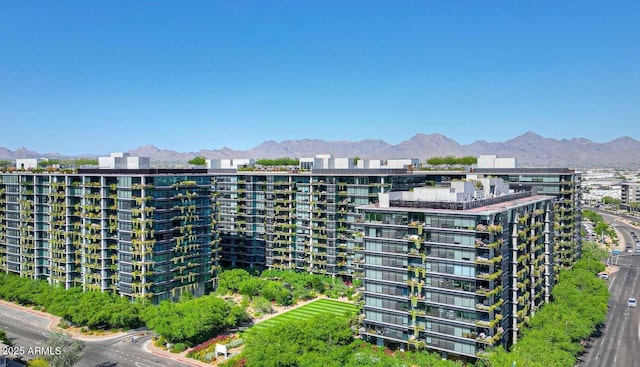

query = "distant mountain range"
[[2, 132, 639, 168]]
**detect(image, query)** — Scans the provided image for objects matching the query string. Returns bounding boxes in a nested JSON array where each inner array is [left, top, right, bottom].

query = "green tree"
[[602, 196, 621, 206], [256, 158, 299, 166], [218, 268, 253, 293], [261, 281, 292, 306], [68, 158, 98, 166], [227, 305, 250, 326], [342, 340, 460, 367], [143, 295, 241, 345], [188, 156, 207, 166], [44, 334, 84, 367], [582, 210, 602, 223], [40, 159, 61, 167], [487, 242, 609, 367], [245, 321, 304, 366], [238, 277, 265, 298], [243, 313, 354, 367], [426, 156, 477, 166]]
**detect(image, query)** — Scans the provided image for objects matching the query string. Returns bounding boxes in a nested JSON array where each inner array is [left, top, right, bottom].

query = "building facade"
[[0, 165, 218, 303], [360, 185, 554, 359], [0, 153, 582, 321], [473, 167, 582, 272], [213, 166, 431, 278], [621, 182, 640, 208], [211, 157, 582, 282]]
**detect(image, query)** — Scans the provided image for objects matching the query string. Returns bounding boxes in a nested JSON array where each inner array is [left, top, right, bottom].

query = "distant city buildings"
[[581, 169, 622, 205], [0, 153, 583, 360]]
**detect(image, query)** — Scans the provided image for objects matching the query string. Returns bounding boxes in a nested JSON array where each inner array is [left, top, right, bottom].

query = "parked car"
[[628, 298, 637, 307], [598, 272, 609, 280]]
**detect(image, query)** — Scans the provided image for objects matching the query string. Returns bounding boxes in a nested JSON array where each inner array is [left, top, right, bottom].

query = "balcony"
[[477, 270, 502, 282], [475, 255, 502, 265]]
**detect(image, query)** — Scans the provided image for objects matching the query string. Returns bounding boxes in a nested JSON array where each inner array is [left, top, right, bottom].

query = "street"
[[578, 212, 640, 367], [0, 303, 192, 367], [578, 251, 640, 367]]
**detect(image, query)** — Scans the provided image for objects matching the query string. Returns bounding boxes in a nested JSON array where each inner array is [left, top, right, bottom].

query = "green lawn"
[[252, 298, 358, 330]]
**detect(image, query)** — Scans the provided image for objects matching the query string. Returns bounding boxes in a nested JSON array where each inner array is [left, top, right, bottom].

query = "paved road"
[[0, 303, 192, 367], [578, 217, 640, 367]]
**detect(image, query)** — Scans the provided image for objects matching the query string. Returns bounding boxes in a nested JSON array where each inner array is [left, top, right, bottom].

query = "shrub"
[[154, 336, 166, 348], [252, 296, 273, 315], [186, 334, 238, 362], [226, 338, 244, 349], [0, 330, 9, 344], [26, 358, 49, 367], [171, 342, 188, 353], [204, 352, 217, 362]]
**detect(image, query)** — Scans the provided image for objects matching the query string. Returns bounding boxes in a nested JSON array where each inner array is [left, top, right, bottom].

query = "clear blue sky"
[[1, 1, 638, 155]]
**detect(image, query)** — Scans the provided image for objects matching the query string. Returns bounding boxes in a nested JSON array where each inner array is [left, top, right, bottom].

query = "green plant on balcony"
[[518, 229, 527, 239], [489, 238, 504, 249], [412, 237, 422, 249], [410, 295, 418, 308], [487, 224, 503, 234], [409, 309, 418, 323]]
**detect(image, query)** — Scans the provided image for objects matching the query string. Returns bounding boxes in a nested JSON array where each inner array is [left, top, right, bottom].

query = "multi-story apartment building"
[[1, 152, 582, 323], [621, 182, 640, 208], [209, 155, 582, 282], [359, 181, 555, 359], [0, 154, 218, 303], [211, 156, 430, 279], [473, 156, 582, 273]]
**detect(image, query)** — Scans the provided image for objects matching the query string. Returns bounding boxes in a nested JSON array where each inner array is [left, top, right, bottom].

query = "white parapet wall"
[[477, 155, 517, 169], [16, 158, 40, 170], [99, 153, 150, 169]]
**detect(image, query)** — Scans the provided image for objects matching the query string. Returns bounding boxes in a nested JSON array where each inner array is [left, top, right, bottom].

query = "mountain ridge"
[[1, 132, 639, 168]]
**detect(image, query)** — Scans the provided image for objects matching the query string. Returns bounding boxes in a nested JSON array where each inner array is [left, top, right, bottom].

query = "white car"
[[628, 298, 637, 307]]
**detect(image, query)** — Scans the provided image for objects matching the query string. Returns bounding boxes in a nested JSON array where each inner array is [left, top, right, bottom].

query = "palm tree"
[[44, 333, 84, 367]]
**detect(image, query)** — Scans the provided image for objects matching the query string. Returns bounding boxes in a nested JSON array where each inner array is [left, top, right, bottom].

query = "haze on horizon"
[[1, 1, 638, 155]]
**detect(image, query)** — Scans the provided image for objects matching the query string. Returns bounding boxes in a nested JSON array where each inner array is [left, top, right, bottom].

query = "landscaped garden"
[[169, 270, 362, 364], [251, 298, 358, 331]]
